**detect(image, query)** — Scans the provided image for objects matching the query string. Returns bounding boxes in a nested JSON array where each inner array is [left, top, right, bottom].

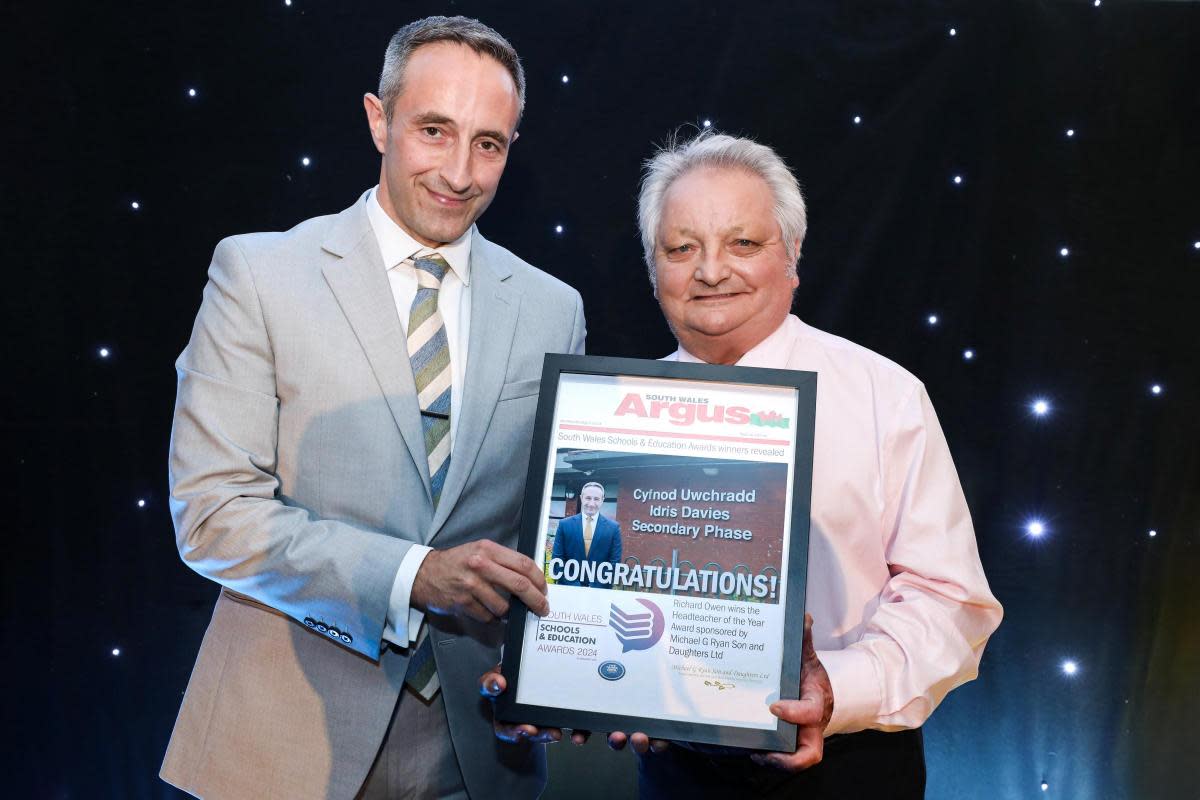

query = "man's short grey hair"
[[580, 481, 606, 497], [637, 130, 807, 288], [379, 16, 526, 126]]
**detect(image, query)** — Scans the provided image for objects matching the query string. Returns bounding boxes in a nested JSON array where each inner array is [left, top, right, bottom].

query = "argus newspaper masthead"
[[497, 354, 816, 751]]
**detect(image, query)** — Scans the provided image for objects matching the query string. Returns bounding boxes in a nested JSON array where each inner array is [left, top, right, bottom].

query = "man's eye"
[[671, 244, 693, 254], [423, 127, 443, 137], [734, 239, 756, 248]]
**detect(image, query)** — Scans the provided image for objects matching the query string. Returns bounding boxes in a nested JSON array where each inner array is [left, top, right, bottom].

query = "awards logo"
[[609, 599, 665, 652], [598, 660, 627, 681]]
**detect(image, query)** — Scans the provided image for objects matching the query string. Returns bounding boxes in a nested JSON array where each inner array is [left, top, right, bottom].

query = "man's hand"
[[750, 613, 834, 772], [604, 731, 669, 755], [412, 540, 549, 622], [478, 666, 664, 750], [479, 665, 565, 744]]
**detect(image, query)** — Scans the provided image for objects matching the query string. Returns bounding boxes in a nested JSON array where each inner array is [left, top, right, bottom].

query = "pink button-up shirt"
[[667, 314, 1003, 735]]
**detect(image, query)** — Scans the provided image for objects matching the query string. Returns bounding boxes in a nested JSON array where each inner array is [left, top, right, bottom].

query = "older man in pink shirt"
[[625, 131, 1004, 798], [486, 131, 1002, 798]]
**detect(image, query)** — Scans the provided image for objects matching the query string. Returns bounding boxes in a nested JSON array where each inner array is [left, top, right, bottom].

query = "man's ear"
[[363, 93, 388, 155], [511, 129, 520, 145]]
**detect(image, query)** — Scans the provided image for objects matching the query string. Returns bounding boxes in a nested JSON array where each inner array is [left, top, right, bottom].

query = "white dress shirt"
[[365, 187, 473, 646], [667, 314, 1003, 735]]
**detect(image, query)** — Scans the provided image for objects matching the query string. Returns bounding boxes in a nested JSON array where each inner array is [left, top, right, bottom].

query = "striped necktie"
[[403, 252, 452, 701], [406, 253, 453, 506]]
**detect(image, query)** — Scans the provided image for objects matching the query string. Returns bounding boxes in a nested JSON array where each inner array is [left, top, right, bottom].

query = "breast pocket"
[[497, 378, 541, 402]]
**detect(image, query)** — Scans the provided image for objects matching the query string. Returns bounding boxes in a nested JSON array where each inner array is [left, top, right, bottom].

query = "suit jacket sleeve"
[[609, 518, 622, 564], [169, 237, 411, 660]]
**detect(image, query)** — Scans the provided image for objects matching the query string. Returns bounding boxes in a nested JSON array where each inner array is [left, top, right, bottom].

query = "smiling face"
[[653, 167, 799, 364], [364, 42, 521, 247], [580, 485, 605, 517]]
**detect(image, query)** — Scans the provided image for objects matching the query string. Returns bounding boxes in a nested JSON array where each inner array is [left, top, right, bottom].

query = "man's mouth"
[[426, 187, 473, 207], [691, 292, 742, 302]]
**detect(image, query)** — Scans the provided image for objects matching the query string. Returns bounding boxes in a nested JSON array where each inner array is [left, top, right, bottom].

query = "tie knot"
[[414, 253, 450, 288]]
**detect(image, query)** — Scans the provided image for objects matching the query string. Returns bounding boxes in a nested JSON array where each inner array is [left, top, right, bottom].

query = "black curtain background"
[[3, 2, 1197, 798]]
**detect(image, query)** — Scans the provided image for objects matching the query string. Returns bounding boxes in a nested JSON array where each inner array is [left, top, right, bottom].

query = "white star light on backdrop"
[[111, 648, 121, 657], [1041, 782, 1050, 792], [1066, 128, 1075, 137], [1059, 246, 1070, 257], [1150, 384, 1162, 395], [963, 349, 975, 361], [1061, 659, 1079, 676], [300, 156, 312, 167], [1148, 529, 1158, 538], [1031, 398, 1051, 416], [131, 201, 140, 210], [953, 174, 963, 185], [554, 224, 564, 234], [98, 347, 111, 358], [1026, 520, 1047, 538], [561, 74, 569, 84], [926, 314, 939, 326], [702, 119, 712, 128], [187, 88, 197, 98], [949, 27, 957, 37], [1193, 241, 1200, 250], [853, 115, 862, 125], [137, 499, 146, 508]]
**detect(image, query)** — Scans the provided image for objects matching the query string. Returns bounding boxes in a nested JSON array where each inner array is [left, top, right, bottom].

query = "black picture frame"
[[496, 354, 817, 752]]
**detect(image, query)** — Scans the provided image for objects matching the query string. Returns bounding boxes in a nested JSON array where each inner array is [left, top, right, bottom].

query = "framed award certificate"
[[496, 354, 817, 752]]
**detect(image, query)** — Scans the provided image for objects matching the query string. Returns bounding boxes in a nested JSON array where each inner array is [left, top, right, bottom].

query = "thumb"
[[769, 697, 824, 726]]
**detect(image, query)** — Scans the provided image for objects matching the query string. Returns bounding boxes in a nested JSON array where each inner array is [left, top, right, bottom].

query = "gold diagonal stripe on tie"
[[414, 346, 450, 392], [425, 427, 451, 476], [409, 292, 439, 334], [418, 368, 452, 410], [407, 310, 443, 355]]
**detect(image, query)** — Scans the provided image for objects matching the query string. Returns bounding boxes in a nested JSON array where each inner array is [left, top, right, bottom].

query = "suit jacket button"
[[327, 628, 340, 638], [340, 633, 352, 644], [316, 622, 328, 633], [304, 617, 317, 628]]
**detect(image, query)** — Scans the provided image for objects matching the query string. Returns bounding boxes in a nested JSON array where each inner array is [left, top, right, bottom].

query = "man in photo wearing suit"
[[161, 16, 584, 800], [551, 481, 623, 589]]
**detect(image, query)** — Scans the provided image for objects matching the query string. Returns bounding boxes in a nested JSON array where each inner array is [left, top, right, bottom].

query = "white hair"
[[580, 481, 605, 497], [637, 130, 807, 288]]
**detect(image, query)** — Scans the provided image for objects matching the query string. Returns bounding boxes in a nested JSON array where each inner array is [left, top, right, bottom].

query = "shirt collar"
[[365, 186, 473, 285], [674, 315, 798, 366]]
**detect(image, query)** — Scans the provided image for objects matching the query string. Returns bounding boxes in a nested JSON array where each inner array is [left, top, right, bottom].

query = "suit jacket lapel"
[[320, 197, 432, 500], [429, 237, 520, 540]]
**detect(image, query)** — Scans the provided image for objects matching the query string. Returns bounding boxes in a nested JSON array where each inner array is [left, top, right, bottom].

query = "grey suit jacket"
[[161, 192, 586, 799]]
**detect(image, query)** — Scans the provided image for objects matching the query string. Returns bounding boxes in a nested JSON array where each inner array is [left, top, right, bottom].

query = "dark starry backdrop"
[[3, 1, 1197, 798]]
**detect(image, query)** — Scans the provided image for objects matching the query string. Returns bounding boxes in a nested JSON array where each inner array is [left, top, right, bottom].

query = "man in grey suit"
[[161, 16, 584, 799]]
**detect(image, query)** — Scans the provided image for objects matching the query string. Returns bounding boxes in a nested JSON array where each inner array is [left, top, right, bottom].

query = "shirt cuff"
[[381, 544, 432, 647], [818, 647, 883, 736]]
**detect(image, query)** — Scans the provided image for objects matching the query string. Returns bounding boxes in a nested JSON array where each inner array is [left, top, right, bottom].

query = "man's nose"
[[439, 141, 473, 194], [694, 250, 731, 286]]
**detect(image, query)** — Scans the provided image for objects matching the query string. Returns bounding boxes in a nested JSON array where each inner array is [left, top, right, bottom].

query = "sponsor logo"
[[608, 599, 665, 652], [598, 660, 626, 681], [614, 393, 789, 429]]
